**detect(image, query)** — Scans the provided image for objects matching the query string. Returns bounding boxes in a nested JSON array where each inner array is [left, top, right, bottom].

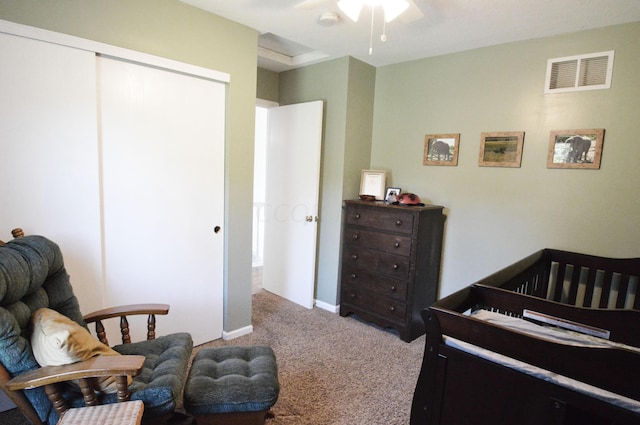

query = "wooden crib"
[[411, 248, 640, 425]]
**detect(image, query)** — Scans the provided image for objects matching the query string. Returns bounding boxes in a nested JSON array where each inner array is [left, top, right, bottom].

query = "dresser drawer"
[[345, 205, 414, 235], [342, 265, 408, 302], [343, 226, 412, 256], [342, 284, 407, 323], [342, 246, 410, 279]]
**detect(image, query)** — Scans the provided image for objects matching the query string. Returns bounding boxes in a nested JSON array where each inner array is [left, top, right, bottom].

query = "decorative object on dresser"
[[359, 170, 387, 200], [339, 200, 445, 342]]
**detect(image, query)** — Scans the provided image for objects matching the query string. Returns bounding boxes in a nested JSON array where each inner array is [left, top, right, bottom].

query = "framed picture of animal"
[[547, 128, 605, 169], [478, 131, 525, 168], [423, 134, 460, 166]]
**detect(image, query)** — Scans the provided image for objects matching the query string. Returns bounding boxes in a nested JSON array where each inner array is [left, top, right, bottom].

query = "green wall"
[[280, 57, 376, 306], [257, 67, 279, 103], [372, 22, 640, 298], [0, 0, 258, 333]]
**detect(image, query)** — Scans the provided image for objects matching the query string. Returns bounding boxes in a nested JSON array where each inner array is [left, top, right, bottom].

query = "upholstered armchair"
[[0, 233, 193, 425]]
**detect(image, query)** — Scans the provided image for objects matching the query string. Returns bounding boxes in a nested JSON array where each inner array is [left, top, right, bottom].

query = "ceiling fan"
[[296, 0, 424, 55], [294, 0, 425, 24]]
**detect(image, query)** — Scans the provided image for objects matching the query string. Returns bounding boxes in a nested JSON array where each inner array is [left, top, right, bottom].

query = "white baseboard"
[[222, 325, 253, 340], [315, 299, 339, 313]]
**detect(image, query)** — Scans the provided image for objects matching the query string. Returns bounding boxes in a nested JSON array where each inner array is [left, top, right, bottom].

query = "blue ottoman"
[[184, 346, 279, 425]]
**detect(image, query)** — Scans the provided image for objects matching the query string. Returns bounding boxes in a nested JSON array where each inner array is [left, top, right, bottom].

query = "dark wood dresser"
[[339, 200, 445, 342]]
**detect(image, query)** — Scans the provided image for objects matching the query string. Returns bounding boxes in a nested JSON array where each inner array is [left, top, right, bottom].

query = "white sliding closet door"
[[98, 56, 225, 345], [0, 33, 104, 312]]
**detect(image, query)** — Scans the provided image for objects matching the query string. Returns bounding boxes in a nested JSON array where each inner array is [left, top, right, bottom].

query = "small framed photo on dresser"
[[385, 187, 401, 203], [359, 170, 387, 200]]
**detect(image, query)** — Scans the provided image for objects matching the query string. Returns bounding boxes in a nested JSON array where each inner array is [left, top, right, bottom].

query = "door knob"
[[305, 215, 319, 222]]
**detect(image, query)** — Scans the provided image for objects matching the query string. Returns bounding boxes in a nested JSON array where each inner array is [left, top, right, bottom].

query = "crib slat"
[[552, 262, 568, 302], [566, 264, 582, 306], [599, 270, 614, 309], [616, 274, 631, 309], [583, 267, 598, 308], [634, 281, 640, 310]]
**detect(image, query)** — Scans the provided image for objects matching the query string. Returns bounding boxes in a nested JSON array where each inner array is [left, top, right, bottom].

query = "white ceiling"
[[181, 0, 640, 72]]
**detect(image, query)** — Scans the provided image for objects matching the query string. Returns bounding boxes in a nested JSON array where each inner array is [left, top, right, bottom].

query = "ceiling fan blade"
[[294, 0, 330, 10]]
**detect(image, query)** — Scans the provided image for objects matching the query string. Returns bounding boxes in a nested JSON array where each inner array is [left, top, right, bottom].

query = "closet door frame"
[[0, 20, 229, 84]]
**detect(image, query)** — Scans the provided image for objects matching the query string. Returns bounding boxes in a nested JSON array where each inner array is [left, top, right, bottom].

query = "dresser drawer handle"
[[394, 242, 400, 248], [389, 306, 396, 312], [395, 220, 403, 226], [354, 213, 361, 219], [352, 233, 359, 240], [390, 285, 396, 291], [350, 293, 356, 299], [351, 254, 358, 261], [392, 264, 399, 270], [351, 273, 357, 279]]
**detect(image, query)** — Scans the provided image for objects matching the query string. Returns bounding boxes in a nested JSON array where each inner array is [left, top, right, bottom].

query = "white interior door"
[[98, 56, 225, 345], [0, 33, 104, 313], [262, 101, 324, 309]]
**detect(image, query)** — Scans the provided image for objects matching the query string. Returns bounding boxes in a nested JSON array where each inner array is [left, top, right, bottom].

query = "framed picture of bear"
[[547, 129, 605, 169], [423, 134, 460, 166]]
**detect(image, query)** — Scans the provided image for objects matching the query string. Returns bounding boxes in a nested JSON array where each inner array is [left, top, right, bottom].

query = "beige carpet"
[[196, 290, 426, 425]]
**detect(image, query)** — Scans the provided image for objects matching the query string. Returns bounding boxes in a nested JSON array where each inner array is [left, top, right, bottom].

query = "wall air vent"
[[545, 50, 614, 94]]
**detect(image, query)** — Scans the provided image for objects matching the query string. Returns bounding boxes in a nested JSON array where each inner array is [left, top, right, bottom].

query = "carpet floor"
[[196, 290, 425, 424], [0, 289, 426, 425]]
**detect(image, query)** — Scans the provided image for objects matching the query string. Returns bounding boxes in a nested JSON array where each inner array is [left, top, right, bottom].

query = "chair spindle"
[[95, 320, 109, 346], [45, 383, 69, 416], [77, 378, 99, 407], [120, 316, 131, 344], [147, 314, 157, 340]]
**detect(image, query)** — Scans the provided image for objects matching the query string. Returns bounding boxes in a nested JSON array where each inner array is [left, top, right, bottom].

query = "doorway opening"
[[252, 104, 269, 293]]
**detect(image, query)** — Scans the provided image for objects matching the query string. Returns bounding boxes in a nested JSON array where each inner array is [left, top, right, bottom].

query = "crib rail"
[[428, 287, 640, 402], [544, 249, 640, 310], [470, 284, 640, 346], [473, 249, 640, 311]]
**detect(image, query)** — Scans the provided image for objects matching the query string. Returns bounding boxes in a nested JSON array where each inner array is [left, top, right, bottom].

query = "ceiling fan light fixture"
[[318, 11, 340, 26], [381, 0, 410, 22], [338, 0, 410, 23], [337, 0, 366, 22]]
